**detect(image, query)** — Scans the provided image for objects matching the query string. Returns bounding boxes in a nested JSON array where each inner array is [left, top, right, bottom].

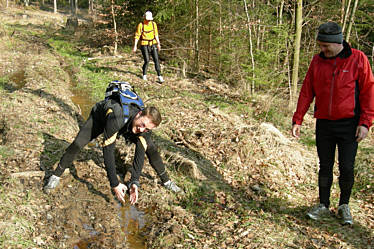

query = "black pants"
[[316, 118, 358, 207], [141, 45, 161, 76], [54, 112, 170, 184]]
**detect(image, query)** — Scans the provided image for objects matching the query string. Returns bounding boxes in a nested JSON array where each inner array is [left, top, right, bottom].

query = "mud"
[[0, 8, 149, 248]]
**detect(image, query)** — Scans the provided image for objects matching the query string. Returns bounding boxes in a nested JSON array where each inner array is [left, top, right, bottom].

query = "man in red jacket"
[[291, 22, 374, 225]]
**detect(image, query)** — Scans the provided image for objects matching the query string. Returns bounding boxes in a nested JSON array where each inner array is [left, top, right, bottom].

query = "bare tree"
[[341, 0, 346, 23], [342, 0, 352, 33], [89, 0, 94, 14], [75, 0, 78, 14], [279, 0, 285, 25], [291, 0, 303, 107], [345, 0, 359, 43], [111, 0, 118, 55], [70, 0, 76, 15], [54, 0, 57, 14], [243, 0, 255, 94], [194, 0, 199, 73], [371, 45, 374, 68]]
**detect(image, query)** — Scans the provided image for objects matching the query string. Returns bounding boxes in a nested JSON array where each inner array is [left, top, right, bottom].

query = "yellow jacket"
[[135, 21, 159, 46]]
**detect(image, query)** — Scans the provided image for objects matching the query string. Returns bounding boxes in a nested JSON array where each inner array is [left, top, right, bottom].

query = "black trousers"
[[141, 45, 161, 76], [316, 118, 358, 207], [54, 112, 170, 184]]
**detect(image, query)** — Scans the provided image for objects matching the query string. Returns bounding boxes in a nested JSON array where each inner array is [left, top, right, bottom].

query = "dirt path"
[[0, 7, 144, 248], [1, 6, 373, 249]]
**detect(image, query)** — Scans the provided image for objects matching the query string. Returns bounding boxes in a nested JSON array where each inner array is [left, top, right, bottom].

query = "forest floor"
[[0, 5, 373, 249]]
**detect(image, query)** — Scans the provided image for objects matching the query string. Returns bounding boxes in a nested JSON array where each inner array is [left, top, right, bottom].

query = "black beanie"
[[317, 22, 343, 44]]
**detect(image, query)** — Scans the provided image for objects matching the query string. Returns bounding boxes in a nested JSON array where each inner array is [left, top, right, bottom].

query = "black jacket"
[[92, 99, 150, 188]]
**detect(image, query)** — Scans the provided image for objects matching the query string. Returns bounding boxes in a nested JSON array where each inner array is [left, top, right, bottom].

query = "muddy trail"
[[1, 6, 374, 249]]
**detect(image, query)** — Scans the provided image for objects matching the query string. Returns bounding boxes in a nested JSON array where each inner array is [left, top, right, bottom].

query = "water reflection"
[[72, 224, 100, 249], [70, 89, 94, 120], [119, 202, 147, 249]]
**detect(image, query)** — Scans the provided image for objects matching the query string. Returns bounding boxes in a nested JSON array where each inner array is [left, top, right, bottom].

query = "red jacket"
[[293, 42, 374, 128]]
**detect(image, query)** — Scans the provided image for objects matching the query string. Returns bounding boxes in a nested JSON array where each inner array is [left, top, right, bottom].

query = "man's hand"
[[292, 124, 301, 138], [132, 46, 137, 53], [113, 183, 128, 204], [356, 125, 369, 142], [157, 44, 161, 51], [129, 184, 138, 205]]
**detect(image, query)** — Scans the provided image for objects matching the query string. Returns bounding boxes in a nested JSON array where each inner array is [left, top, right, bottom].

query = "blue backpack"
[[104, 81, 145, 123]]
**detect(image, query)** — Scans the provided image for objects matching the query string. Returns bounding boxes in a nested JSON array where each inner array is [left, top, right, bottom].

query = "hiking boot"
[[43, 175, 60, 193], [142, 75, 147, 81], [158, 76, 164, 83], [337, 204, 353, 225], [163, 180, 182, 193], [306, 204, 330, 220]]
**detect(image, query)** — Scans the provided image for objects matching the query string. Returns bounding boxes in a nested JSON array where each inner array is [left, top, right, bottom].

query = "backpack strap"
[[141, 21, 156, 45]]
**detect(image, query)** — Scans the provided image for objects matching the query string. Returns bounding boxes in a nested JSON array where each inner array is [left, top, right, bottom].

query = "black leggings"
[[316, 118, 358, 207], [141, 45, 161, 76], [54, 113, 170, 183]]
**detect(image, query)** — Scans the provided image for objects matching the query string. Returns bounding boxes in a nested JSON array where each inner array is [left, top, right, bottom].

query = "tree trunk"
[[345, 0, 359, 43], [111, 0, 118, 55], [291, 0, 302, 107], [89, 0, 94, 14], [279, 0, 284, 25], [219, 0, 222, 72], [54, 0, 57, 14], [285, 40, 292, 102], [341, 0, 346, 23], [70, 0, 75, 15], [276, 0, 285, 69], [194, 0, 199, 73], [243, 0, 255, 94], [256, 21, 260, 50], [75, 0, 78, 14], [208, 15, 212, 69], [342, 0, 352, 33], [371, 45, 374, 69]]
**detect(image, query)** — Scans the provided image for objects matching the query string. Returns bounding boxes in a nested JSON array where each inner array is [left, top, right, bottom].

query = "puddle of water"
[[72, 224, 102, 249], [10, 69, 27, 89], [72, 204, 148, 249], [119, 203, 147, 249], [70, 89, 94, 120], [65, 64, 95, 120]]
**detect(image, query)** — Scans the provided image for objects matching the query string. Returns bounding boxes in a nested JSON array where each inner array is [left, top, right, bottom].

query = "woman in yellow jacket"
[[133, 11, 164, 83]]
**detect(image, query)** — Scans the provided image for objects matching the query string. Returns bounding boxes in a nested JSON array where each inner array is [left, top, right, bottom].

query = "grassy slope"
[[0, 6, 373, 249]]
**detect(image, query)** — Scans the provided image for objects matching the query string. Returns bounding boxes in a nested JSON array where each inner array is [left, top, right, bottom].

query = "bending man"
[[44, 85, 181, 204]]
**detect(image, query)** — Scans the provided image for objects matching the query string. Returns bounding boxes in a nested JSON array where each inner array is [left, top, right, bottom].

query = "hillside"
[[0, 6, 373, 249]]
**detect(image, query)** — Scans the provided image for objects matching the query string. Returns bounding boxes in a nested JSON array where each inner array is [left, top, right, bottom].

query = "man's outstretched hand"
[[129, 184, 138, 205], [113, 183, 128, 205], [113, 183, 139, 205]]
